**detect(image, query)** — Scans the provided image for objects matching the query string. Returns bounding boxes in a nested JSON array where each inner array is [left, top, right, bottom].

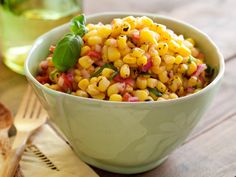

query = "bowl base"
[[77, 152, 168, 174]]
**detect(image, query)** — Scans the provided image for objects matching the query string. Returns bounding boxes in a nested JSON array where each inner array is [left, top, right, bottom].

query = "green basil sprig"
[[52, 14, 87, 71]]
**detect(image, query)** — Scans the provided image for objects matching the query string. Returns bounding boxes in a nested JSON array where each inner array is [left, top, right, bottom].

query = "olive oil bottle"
[[0, 0, 82, 74]]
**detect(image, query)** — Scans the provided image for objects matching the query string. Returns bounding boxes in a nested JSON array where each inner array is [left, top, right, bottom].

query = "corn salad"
[[36, 16, 213, 102]]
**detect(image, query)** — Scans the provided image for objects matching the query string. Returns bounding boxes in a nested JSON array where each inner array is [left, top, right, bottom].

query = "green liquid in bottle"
[[0, 0, 82, 75]]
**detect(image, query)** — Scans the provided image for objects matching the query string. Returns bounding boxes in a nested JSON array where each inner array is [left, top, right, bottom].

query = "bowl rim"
[[25, 12, 225, 106]]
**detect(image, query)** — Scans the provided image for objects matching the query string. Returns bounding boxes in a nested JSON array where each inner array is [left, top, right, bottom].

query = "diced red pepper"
[[122, 92, 139, 102], [60, 73, 73, 92], [36, 75, 50, 84], [87, 51, 101, 59], [113, 75, 135, 87], [140, 59, 153, 72], [49, 45, 56, 53]]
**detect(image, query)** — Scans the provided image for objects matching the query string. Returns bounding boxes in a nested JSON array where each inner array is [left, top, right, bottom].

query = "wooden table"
[[1, 0, 236, 176]]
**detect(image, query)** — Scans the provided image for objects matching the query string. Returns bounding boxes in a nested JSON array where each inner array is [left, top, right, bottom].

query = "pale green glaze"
[[25, 12, 224, 174]]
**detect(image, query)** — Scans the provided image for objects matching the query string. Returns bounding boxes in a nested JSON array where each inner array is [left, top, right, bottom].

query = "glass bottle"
[[0, 0, 83, 75]]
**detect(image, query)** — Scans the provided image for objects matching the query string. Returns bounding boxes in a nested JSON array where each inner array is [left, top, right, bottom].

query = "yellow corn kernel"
[[121, 21, 131, 34], [107, 83, 121, 96], [120, 47, 131, 57], [107, 47, 121, 61], [175, 55, 183, 64], [139, 16, 154, 27], [125, 84, 133, 93], [191, 48, 200, 58], [92, 93, 106, 100], [78, 79, 90, 91], [105, 38, 117, 47], [179, 63, 188, 74], [120, 64, 130, 78], [186, 38, 195, 46], [157, 42, 168, 56], [109, 94, 123, 101], [90, 77, 98, 84], [131, 48, 145, 58], [74, 76, 82, 83], [162, 94, 169, 99], [97, 25, 112, 38], [123, 54, 137, 64], [147, 78, 158, 88], [75, 90, 89, 98], [188, 76, 198, 87], [183, 40, 193, 49], [74, 69, 81, 76], [158, 71, 169, 83], [137, 55, 148, 66], [166, 64, 174, 71], [194, 88, 201, 93], [117, 35, 127, 49], [102, 45, 108, 62], [187, 61, 197, 76], [156, 81, 167, 93], [78, 56, 93, 69], [146, 96, 154, 101], [102, 68, 115, 78], [97, 77, 111, 92], [81, 46, 91, 56], [163, 55, 175, 65], [110, 60, 122, 69], [86, 24, 95, 31], [169, 93, 178, 99], [140, 44, 149, 52], [169, 76, 182, 92], [168, 39, 180, 52], [111, 19, 122, 37], [157, 97, 166, 101], [49, 84, 60, 91], [177, 86, 185, 96], [159, 30, 172, 42], [127, 41, 136, 48], [86, 83, 100, 96], [83, 29, 97, 41], [123, 16, 136, 29], [178, 45, 191, 57], [134, 90, 149, 101], [152, 23, 166, 34], [87, 36, 102, 46], [140, 28, 158, 45], [136, 77, 147, 89], [152, 55, 161, 66]]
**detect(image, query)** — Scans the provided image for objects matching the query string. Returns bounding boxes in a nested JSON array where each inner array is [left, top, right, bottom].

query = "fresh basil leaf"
[[52, 33, 83, 71], [148, 88, 162, 97], [70, 14, 88, 36]]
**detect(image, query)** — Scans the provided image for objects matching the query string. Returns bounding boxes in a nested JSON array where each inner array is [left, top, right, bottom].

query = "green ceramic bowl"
[[25, 12, 224, 174]]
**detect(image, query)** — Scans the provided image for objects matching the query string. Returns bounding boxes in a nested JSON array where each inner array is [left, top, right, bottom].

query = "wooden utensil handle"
[[1, 131, 30, 177]]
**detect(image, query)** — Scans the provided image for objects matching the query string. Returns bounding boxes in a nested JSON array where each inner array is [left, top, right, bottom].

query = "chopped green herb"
[[49, 69, 60, 82], [188, 55, 197, 63], [205, 65, 214, 77], [148, 88, 162, 97], [109, 71, 119, 80], [90, 63, 117, 78]]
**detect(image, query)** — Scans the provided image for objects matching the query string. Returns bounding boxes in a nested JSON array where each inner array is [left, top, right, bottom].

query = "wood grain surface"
[[1, 0, 236, 176]]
